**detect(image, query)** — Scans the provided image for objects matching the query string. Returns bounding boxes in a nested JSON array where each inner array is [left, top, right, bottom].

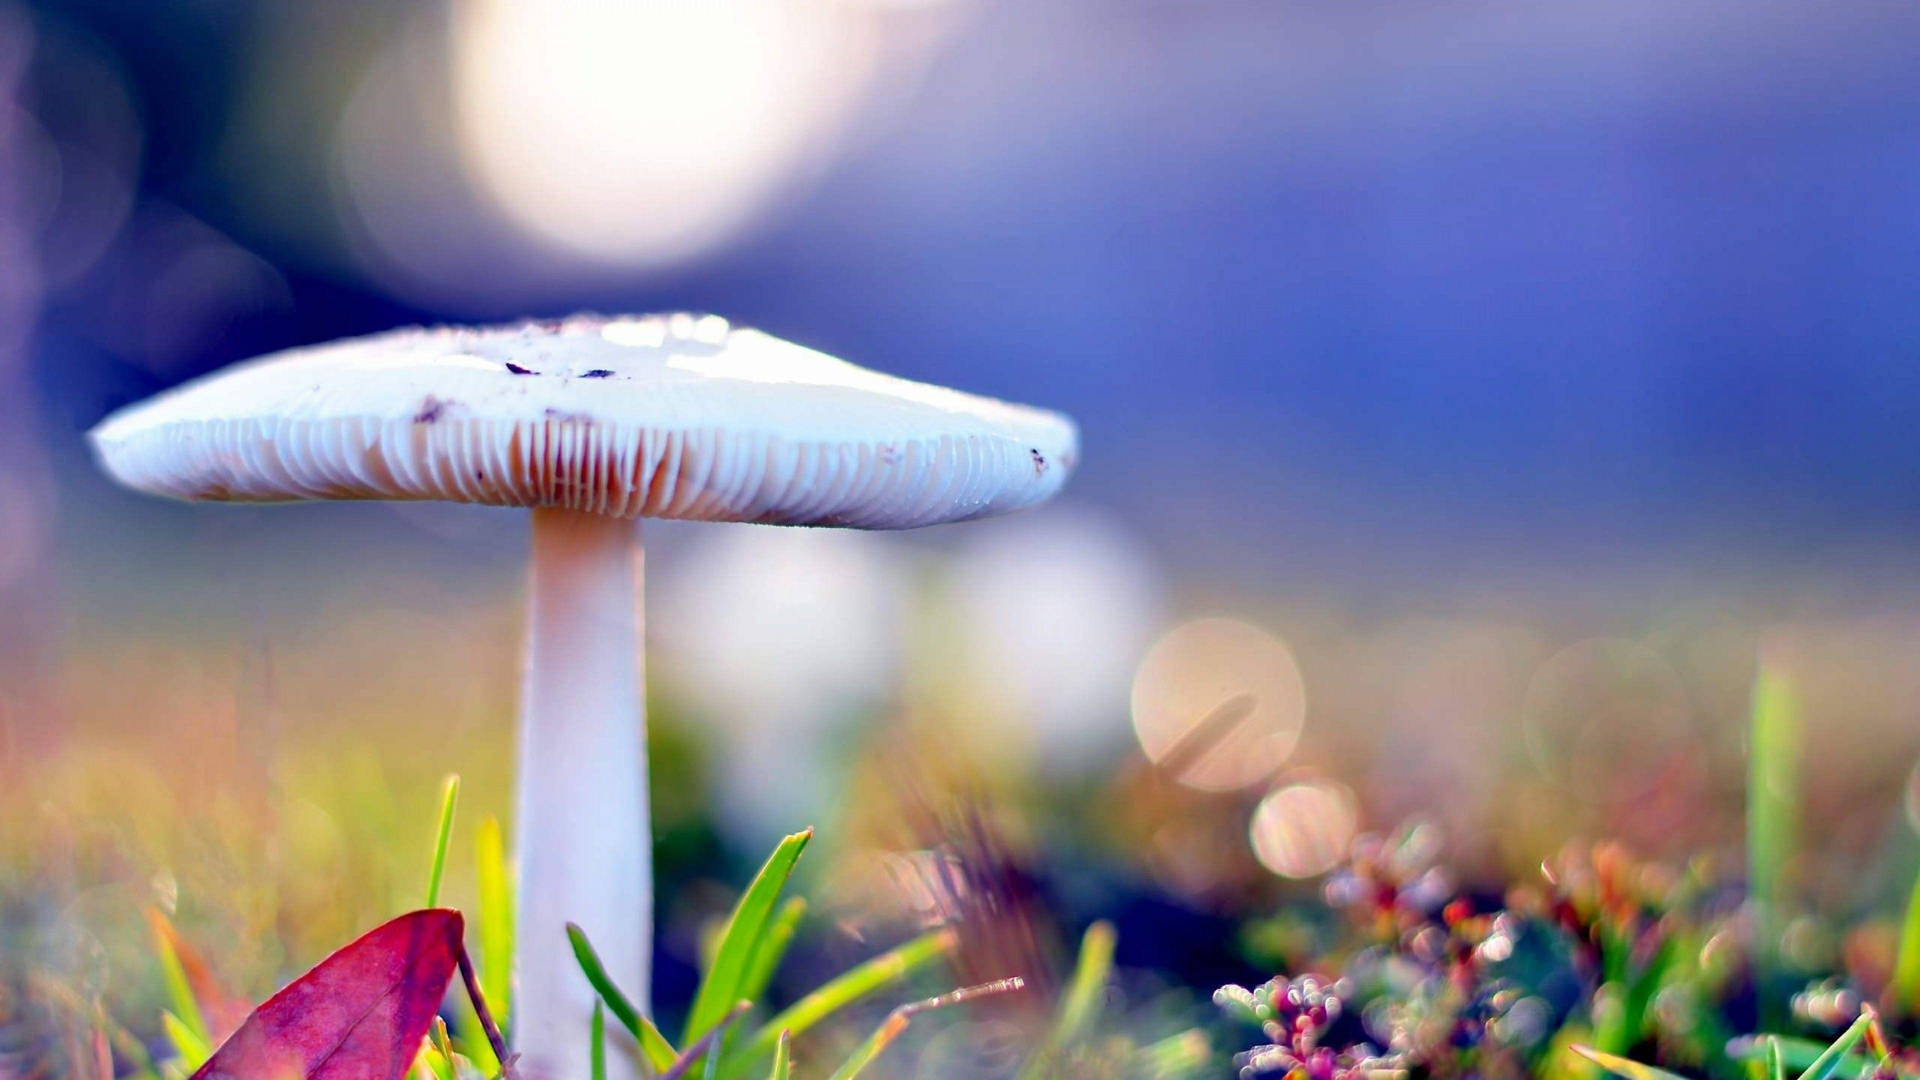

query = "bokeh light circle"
[[451, 0, 877, 264], [1131, 617, 1306, 792], [1520, 637, 1696, 804], [1250, 780, 1358, 879]]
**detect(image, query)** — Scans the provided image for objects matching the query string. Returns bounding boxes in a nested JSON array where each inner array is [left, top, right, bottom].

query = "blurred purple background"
[[12, 0, 1920, 597]]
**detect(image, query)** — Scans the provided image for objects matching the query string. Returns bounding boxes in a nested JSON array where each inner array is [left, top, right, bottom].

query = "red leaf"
[[190, 909, 464, 1080]]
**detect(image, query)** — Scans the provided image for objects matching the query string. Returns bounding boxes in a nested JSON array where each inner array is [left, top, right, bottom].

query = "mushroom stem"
[[516, 506, 648, 1080]]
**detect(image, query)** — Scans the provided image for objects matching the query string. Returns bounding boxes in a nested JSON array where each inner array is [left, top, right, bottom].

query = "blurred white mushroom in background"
[[653, 523, 911, 839], [945, 505, 1164, 773]]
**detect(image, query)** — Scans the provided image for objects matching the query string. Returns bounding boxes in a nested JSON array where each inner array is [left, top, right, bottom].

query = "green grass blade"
[[592, 1001, 607, 1080], [1727, 1036, 1877, 1080], [1864, 1011, 1893, 1061], [740, 897, 807, 1006], [443, 802, 501, 1075], [1796, 1011, 1872, 1080], [662, 1003, 750, 1080], [475, 814, 513, 1024], [1748, 660, 1799, 1016], [1052, 921, 1115, 1045], [147, 914, 209, 1047], [683, 829, 813, 1045], [768, 1031, 791, 1080], [425, 774, 460, 908], [426, 1017, 459, 1080], [569, 922, 678, 1072], [160, 1010, 209, 1069], [1569, 1045, 1690, 1080], [1895, 865, 1920, 1012], [730, 929, 956, 1073], [1138, 1029, 1210, 1079], [826, 978, 1024, 1080], [831, 1017, 914, 1078], [1769, 1036, 1786, 1080], [1593, 933, 1676, 1054], [1016, 921, 1115, 1080]]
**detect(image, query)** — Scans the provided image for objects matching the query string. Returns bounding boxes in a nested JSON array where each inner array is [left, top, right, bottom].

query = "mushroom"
[[88, 312, 1077, 1080]]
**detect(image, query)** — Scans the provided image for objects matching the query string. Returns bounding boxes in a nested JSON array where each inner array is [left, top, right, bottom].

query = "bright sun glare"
[[452, 0, 877, 264]]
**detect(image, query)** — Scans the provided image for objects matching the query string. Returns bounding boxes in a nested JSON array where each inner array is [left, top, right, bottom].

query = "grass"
[[1016, 921, 1114, 1080], [1206, 657, 1920, 1080], [569, 828, 987, 1079], [474, 814, 515, 1027], [118, 720, 1920, 1080], [768, 1031, 791, 1080], [424, 774, 460, 909], [556, 816, 1201, 1078], [726, 929, 955, 1071], [1795, 1010, 1874, 1080], [137, 711, 1920, 1080], [682, 829, 812, 1047], [1581, 1010, 1882, 1080], [822, 978, 1027, 1080], [146, 912, 208, 1056], [1572, 1044, 1692, 1080], [1749, 660, 1800, 1020], [73, 630, 1920, 1079], [568, 922, 679, 1072], [1729, 1035, 1887, 1080]]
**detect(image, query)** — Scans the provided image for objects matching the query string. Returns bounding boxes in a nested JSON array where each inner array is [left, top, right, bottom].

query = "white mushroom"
[[89, 312, 1078, 1080]]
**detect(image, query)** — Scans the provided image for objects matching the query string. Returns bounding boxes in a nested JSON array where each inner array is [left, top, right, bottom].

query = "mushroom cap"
[[89, 314, 1078, 528]]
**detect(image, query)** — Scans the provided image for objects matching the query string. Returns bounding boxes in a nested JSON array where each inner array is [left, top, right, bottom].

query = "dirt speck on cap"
[[414, 397, 449, 424]]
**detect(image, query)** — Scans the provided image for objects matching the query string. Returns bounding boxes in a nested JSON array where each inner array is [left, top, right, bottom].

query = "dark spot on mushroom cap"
[[1030, 448, 1047, 475], [505, 362, 537, 375], [414, 396, 447, 424], [581, 369, 615, 379]]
